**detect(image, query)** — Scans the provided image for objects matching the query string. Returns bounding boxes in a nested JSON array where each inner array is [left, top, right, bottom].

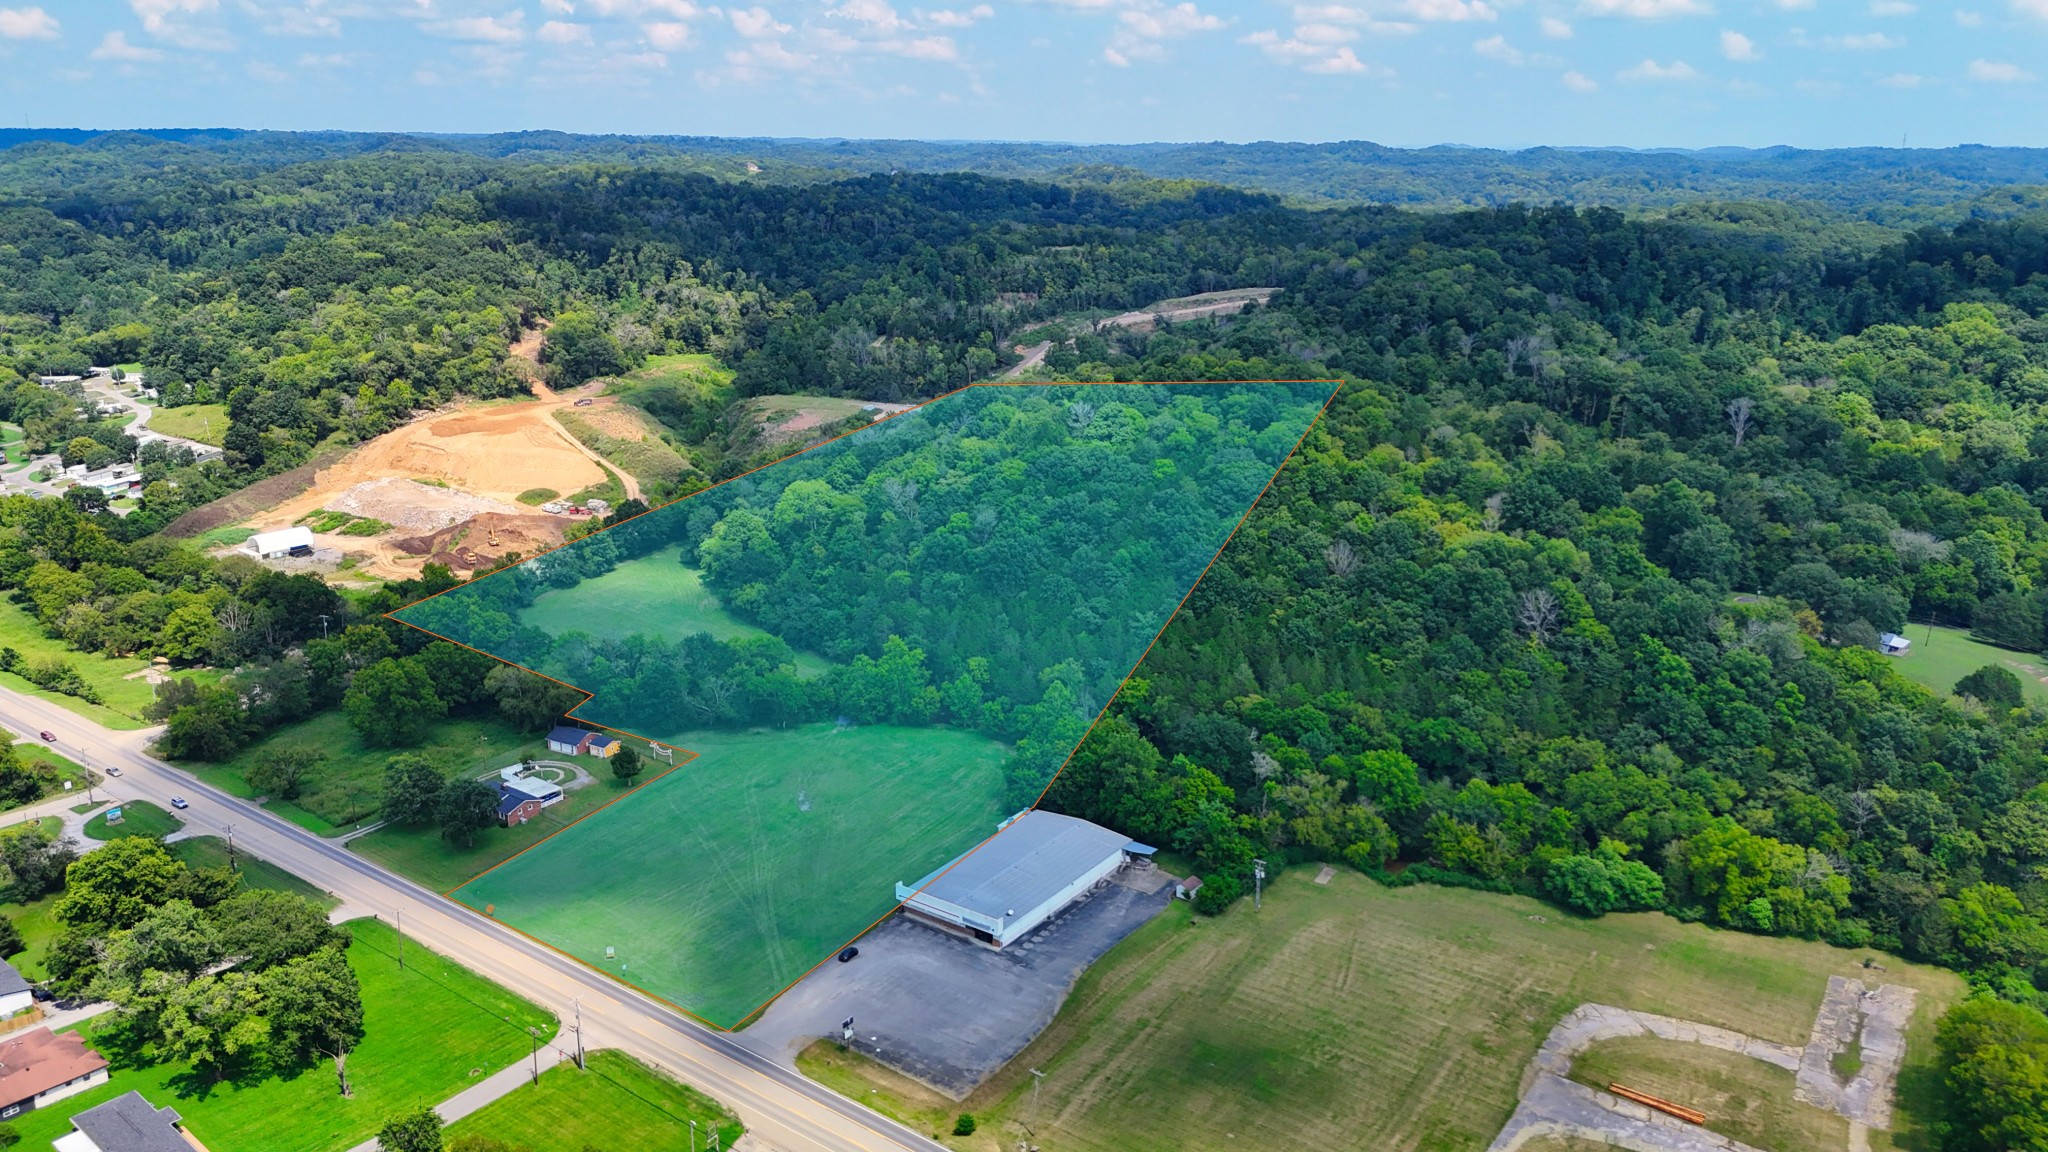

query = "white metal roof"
[[250, 526, 314, 554], [904, 810, 1128, 919]]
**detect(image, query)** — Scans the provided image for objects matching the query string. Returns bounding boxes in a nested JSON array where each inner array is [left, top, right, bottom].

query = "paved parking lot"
[[737, 862, 1176, 1097]]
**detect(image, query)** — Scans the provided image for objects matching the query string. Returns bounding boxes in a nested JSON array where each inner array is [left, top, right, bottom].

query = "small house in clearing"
[[55, 1090, 199, 1152], [1879, 632, 1912, 656], [1175, 876, 1204, 901]]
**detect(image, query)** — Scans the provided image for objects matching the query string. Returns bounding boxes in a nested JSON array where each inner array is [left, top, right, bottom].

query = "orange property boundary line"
[[384, 378, 1346, 1030]]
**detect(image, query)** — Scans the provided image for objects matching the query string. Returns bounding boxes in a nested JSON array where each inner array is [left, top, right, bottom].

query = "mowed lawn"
[[178, 711, 548, 836], [520, 551, 834, 678], [934, 872, 1962, 1152], [445, 1049, 744, 1151], [352, 771, 629, 892], [1888, 622, 2048, 704], [7, 919, 556, 1152], [145, 402, 228, 445], [455, 723, 1009, 1028], [83, 799, 183, 841]]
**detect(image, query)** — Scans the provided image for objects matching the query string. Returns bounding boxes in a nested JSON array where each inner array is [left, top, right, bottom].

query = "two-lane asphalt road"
[[0, 687, 944, 1152]]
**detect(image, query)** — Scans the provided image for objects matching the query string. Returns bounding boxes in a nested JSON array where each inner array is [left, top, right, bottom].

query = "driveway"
[[737, 862, 1175, 1098]]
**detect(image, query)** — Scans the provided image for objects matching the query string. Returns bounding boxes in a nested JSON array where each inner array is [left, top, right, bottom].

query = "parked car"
[[170, 797, 189, 809], [37, 731, 53, 742], [837, 946, 859, 963]]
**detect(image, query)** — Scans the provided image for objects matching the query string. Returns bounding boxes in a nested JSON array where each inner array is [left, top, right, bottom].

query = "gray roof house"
[[54, 1090, 194, 1152]]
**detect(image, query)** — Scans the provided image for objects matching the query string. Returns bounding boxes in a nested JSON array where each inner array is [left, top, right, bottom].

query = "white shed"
[[249, 526, 315, 559]]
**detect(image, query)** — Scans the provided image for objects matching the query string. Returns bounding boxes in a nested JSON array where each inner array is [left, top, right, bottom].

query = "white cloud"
[[1868, 0, 1913, 13], [1879, 71, 1921, 86], [296, 51, 349, 66], [1472, 32, 1519, 59], [1955, 9, 1983, 23], [1968, 57, 2034, 81], [543, 0, 575, 11], [92, 30, 163, 60], [831, 0, 911, 30], [132, 0, 233, 49], [1562, 68, 1596, 89], [424, 12, 527, 42], [1243, 26, 1384, 70], [1406, 0, 1494, 21], [878, 33, 958, 55], [537, 19, 593, 43], [1578, 0, 1709, 16], [245, 59, 287, 80], [1774, 0, 1813, 7], [1119, 2, 1223, 37], [1720, 28, 1756, 58], [254, 6, 341, 37], [643, 20, 693, 46], [1293, 5, 1420, 33], [924, 4, 994, 25], [2014, 0, 2048, 18], [1293, 21, 1357, 40], [585, 0, 707, 15], [1826, 31, 1902, 48], [414, 68, 442, 84], [731, 7, 791, 36], [1619, 56, 1698, 79], [0, 6, 57, 39], [1540, 15, 1572, 35]]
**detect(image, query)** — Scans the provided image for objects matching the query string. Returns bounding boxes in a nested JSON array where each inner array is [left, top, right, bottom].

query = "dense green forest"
[[14, 132, 2048, 1141]]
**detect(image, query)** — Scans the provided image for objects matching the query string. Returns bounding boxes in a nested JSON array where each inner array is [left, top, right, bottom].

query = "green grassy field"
[[0, 741, 100, 813], [9, 919, 557, 1152], [83, 799, 183, 841], [178, 712, 547, 835], [615, 352, 733, 396], [0, 599, 162, 727], [1889, 622, 2048, 703], [521, 549, 834, 678], [455, 723, 1010, 1027], [557, 408, 692, 492], [444, 1049, 744, 1151], [850, 872, 1964, 1152], [352, 773, 628, 892], [146, 402, 228, 445], [0, 890, 62, 980]]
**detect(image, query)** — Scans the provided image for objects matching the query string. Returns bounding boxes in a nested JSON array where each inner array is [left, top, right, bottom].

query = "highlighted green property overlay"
[[395, 382, 1334, 1026]]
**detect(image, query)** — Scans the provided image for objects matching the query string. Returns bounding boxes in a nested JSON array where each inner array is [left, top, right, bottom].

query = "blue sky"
[[0, 0, 2043, 148]]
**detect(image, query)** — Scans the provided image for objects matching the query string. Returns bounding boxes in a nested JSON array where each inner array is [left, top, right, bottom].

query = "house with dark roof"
[[54, 1090, 198, 1152], [497, 782, 545, 827], [895, 810, 1144, 947], [0, 1027, 107, 1119], [0, 956, 34, 1018], [545, 726, 621, 759]]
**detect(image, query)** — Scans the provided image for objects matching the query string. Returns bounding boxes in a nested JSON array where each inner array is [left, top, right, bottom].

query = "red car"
[[37, 731, 53, 743]]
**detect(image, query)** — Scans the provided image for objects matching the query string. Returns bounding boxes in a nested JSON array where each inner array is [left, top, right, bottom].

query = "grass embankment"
[[446, 1049, 744, 1151], [520, 550, 833, 678], [454, 723, 1009, 1027], [556, 408, 691, 493], [8, 918, 556, 1152], [799, 1041, 988, 1149], [83, 799, 183, 841], [177, 712, 546, 836], [0, 599, 172, 729], [145, 402, 227, 446], [517, 488, 560, 506], [0, 742, 100, 813], [1890, 621, 2048, 704], [1571, 1036, 1849, 1150], [814, 873, 1963, 1152]]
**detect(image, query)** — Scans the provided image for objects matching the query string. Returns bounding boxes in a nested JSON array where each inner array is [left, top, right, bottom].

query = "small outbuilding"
[[249, 526, 315, 560], [546, 726, 620, 757], [896, 810, 1140, 948], [1879, 632, 1912, 655], [1175, 876, 1204, 901]]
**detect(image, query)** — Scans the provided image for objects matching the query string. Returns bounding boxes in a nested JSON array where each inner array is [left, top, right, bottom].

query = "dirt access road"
[[1095, 287, 1277, 334]]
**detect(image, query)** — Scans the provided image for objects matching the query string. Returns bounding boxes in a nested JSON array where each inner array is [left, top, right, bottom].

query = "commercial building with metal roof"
[[895, 810, 1149, 948]]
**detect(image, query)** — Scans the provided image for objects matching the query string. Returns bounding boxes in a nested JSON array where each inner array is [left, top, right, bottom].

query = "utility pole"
[[1029, 1067, 1046, 1124], [396, 909, 403, 971], [1253, 858, 1266, 911], [689, 1119, 698, 1152], [572, 997, 585, 1070], [224, 823, 237, 871], [317, 613, 331, 639], [529, 1025, 541, 1086]]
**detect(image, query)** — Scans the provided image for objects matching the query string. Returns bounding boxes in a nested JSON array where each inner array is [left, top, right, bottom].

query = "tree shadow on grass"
[[1889, 1059, 1947, 1152]]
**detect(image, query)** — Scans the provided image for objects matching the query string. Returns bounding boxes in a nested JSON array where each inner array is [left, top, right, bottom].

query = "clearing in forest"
[[395, 381, 1336, 1027]]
